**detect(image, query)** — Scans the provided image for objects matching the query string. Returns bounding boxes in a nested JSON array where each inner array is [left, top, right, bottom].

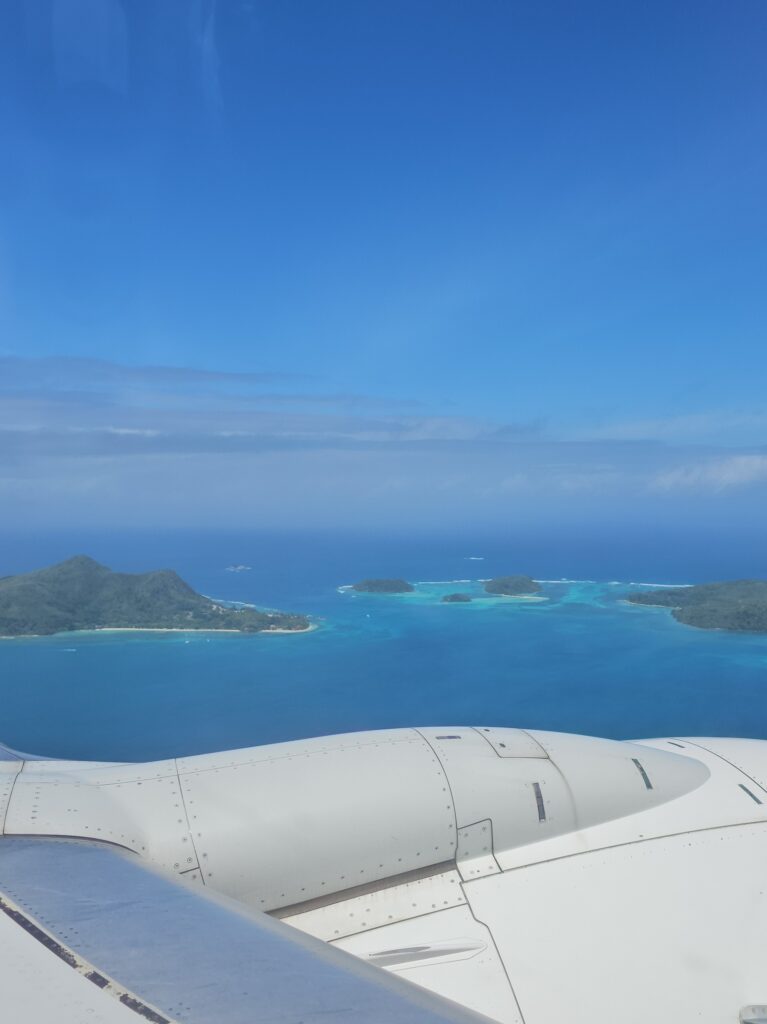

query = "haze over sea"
[[1, 527, 766, 763]]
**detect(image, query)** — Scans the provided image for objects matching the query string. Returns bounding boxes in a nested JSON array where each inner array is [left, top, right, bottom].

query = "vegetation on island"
[[484, 575, 541, 596], [442, 593, 472, 603], [352, 578, 415, 593], [0, 556, 311, 636], [627, 580, 767, 633]]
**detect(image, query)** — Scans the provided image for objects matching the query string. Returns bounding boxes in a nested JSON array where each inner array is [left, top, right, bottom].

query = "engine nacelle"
[[0, 726, 709, 912]]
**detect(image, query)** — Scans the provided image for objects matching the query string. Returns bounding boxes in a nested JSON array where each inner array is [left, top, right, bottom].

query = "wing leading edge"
[[0, 836, 490, 1024]]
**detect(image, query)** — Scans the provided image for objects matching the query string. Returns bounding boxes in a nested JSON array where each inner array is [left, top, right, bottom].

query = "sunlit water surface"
[[1, 531, 766, 760]]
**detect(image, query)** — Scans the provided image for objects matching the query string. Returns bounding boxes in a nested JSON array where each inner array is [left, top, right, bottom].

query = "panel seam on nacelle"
[[414, 729, 459, 870], [176, 735, 425, 778], [174, 760, 204, 885], [455, 818, 502, 878], [469, 727, 549, 760], [520, 729, 549, 758], [531, 747, 581, 830], [470, 728, 502, 758]]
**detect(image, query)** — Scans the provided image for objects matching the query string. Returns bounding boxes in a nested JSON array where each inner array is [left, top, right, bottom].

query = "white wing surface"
[[2, 726, 766, 1022], [0, 835, 489, 1024]]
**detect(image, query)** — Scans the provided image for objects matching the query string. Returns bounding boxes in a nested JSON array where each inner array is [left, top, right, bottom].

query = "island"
[[484, 575, 541, 596], [627, 580, 767, 633], [441, 593, 472, 603], [351, 578, 415, 593], [0, 556, 312, 637]]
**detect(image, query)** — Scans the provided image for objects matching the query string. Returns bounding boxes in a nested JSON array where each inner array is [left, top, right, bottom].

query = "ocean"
[[1, 527, 766, 762]]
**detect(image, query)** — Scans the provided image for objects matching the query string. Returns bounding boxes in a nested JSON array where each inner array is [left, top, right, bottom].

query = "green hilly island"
[[0, 556, 311, 637], [352, 578, 415, 593], [628, 580, 767, 632], [484, 575, 541, 596]]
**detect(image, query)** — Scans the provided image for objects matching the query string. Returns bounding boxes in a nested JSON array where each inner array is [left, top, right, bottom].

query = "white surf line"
[[535, 578, 597, 584], [204, 598, 259, 608], [627, 582, 693, 588], [415, 579, 474, 585], [338, 578, 695, 590]]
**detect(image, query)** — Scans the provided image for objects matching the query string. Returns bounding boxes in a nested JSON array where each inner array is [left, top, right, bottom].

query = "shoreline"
[[0, 623, 317, 640], [621, 599, 679, 610], [339, 577, 694, 590], [94, 627, 240, 633], [338, 580, 549, 602], [260, 624, 317, 634]]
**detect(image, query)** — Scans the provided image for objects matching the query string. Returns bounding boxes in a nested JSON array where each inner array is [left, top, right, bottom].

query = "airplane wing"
[[2, 726, 767, 1023], [0, 835, 489, 1024]]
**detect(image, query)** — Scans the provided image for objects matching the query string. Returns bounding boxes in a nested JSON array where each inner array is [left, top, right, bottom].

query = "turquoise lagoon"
[[2, 563, 767, 763]]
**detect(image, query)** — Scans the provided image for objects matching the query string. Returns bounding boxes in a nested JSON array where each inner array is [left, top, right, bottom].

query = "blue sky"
[[1, 1, 766, 530]]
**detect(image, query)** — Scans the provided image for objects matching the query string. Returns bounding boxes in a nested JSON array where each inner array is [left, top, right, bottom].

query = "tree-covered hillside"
[[0, 556, 310, 636], [484, 576, 540, 596], [628, 580, 767, 632], [352, 578, 414, 593]]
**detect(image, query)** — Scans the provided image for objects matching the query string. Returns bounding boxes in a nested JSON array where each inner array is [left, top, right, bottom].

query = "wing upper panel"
[[0, 837, 490, 1024]]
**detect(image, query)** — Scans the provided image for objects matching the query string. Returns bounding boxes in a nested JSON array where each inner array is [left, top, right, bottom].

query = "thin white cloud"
[[578, 410, 767, 446], [652, 454, 767, 492], [2, 355, 766, 528], [0, 356, 427, 416], [0, 356, 302, 390], [103, 427, 162, 437]]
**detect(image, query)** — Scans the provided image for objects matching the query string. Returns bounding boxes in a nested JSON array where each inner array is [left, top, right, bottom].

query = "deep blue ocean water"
[[1, 528, 766, 762]]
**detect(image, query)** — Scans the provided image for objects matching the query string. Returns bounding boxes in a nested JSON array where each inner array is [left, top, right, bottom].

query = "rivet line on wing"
[[0, 890, 175, 1023]]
